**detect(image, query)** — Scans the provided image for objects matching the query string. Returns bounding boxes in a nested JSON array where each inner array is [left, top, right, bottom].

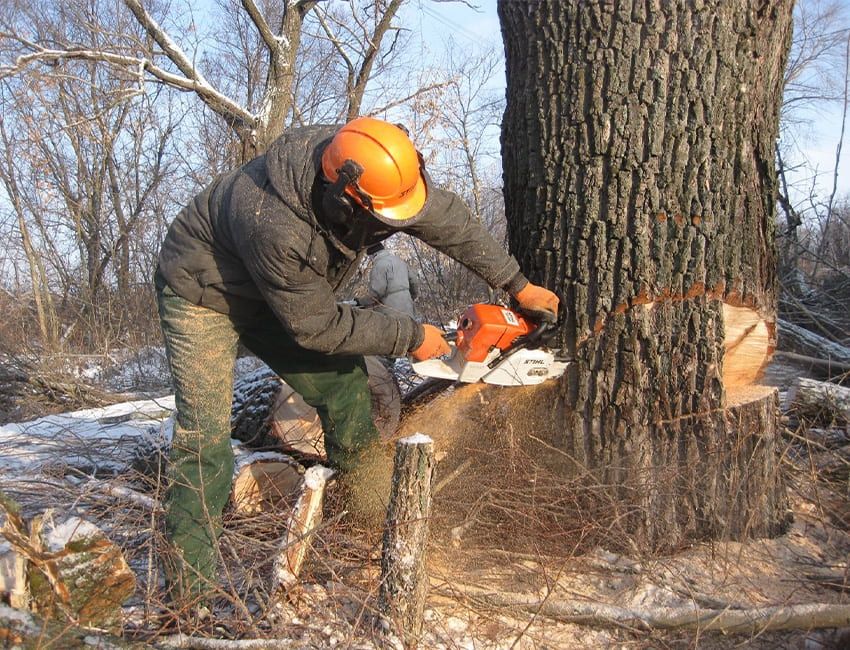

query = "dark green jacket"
[[156, 125, 527, 357]]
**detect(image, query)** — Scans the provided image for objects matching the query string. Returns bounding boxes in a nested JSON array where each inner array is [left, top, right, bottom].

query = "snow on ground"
[[0, 397, 175, 477], [0, 356, 848, 648]]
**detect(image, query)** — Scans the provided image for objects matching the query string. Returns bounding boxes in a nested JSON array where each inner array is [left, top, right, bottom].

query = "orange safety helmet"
[[321, 117, 427, 222]]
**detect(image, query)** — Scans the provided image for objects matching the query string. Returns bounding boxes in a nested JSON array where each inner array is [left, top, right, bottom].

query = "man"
[[356, 242, 419, 319], [155, 116, 558, 599]]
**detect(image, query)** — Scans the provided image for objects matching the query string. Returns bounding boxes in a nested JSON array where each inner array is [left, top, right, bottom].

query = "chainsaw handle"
[[485, 319, 556, 370]]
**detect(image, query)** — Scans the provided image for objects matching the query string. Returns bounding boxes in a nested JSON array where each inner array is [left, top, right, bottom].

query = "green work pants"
[[156, 285, 378, 597]]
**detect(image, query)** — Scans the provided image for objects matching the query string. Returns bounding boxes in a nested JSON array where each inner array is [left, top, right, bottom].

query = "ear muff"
[[322, 159, 366, 224]]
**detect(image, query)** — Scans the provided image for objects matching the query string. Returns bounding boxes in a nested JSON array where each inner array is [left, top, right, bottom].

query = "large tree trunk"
[[498, 1, 793, 549]]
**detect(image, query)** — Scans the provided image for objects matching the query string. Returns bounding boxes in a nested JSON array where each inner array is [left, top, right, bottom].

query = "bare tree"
[[389, 41, 506, 323], [0, 0, 187, 352], [774, 0, 850, 351], [1, 0, 448, 160], [777, 0, 849, 251]]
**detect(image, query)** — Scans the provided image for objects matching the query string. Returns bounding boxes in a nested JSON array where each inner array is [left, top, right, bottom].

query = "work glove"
[[411, 324, 451, 361], [514, 282, 560, 323]]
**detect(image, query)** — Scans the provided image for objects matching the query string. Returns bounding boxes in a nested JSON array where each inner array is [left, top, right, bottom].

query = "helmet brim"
[[370, 171, 427, 223]]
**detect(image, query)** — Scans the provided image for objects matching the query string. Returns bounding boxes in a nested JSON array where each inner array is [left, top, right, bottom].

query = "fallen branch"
[[433, 457, 473, 495], [778, 319, 850, 367], [773, 351, 850, 376], [156, 635, 295, 649], [69, 477, 161, 511], [441, 584, 850, 633]]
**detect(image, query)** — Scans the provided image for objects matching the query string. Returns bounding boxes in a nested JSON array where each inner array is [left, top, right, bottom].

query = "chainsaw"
[[411, 303, 571, 386]]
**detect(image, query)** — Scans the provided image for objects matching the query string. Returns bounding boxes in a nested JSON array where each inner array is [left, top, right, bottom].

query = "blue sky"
[[411, 0, 850, 209]]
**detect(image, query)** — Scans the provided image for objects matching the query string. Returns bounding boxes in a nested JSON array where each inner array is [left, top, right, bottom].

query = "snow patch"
[[400, 432, 432, 445], [43, 514, 102, 552], [0, 603, 34, 626], [304, 465, 335, 489], [0, 396, 174, 473]]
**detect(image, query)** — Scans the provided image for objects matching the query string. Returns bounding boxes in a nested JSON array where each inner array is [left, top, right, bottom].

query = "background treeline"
[[0, 0, 847, 418]]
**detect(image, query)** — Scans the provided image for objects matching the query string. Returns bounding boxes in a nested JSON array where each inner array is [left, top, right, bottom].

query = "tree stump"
[[379, 434, 435, 646]]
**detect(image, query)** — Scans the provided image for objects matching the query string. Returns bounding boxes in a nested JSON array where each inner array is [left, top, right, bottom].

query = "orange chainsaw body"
[[455, 304, 534, 363]]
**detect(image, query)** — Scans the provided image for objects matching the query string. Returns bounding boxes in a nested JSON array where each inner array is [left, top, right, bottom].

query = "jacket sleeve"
[[403, 188, 528, 295], [244, 236, 423, 357]]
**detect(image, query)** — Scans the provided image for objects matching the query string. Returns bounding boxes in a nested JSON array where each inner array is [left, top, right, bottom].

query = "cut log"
[[1, 506, 136, 631], [231, 452, 304, 515], [787, 377, 850, 426], [379, 433, 435, 646], [232, 356, 401, 458], [721, 304, 773, 388], [273, 464, 335, 590], [778, 319, 850, 366], [268, 384, 325, 458]]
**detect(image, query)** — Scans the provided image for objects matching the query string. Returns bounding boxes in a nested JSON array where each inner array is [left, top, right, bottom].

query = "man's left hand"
[[514, 282, 560, 323]]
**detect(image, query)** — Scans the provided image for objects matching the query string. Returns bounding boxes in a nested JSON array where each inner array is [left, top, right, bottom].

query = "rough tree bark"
[[379, 434, 435, 645], [498, 1, 793, 549]]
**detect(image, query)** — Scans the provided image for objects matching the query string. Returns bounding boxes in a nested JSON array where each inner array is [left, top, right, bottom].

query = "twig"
[[154, 636, 296, 648], [773, 351, 850, 375], [433, 458, 473, 495]]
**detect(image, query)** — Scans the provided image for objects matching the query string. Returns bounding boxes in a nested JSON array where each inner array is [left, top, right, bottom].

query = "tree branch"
[[4, 46, 254, 128], [239, 0, 282, 53], [120, 0, 255, 128]]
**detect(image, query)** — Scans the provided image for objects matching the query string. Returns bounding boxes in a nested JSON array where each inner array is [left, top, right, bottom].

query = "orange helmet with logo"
[[321, 117, 427, 222]]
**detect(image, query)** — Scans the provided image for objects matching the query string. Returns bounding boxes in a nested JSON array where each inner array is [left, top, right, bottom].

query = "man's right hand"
[[411, 324, 451, 361]]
